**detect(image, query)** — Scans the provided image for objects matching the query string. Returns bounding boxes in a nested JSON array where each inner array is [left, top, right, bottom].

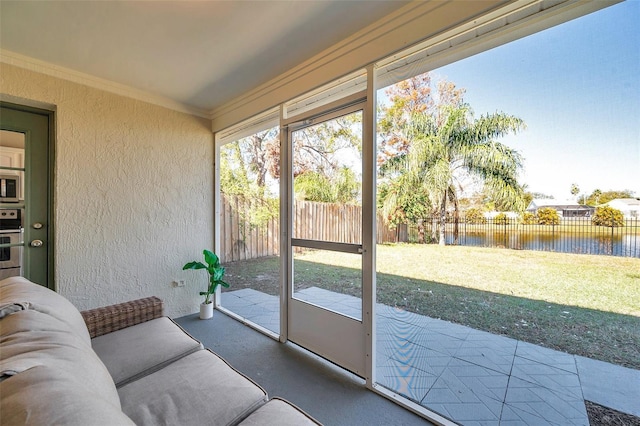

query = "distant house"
[[526, 199, 595, 218], [602, 198, 640, 218]]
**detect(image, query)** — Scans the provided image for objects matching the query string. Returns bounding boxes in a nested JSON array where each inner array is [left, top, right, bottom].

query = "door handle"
[[30, 240, 43, 247]]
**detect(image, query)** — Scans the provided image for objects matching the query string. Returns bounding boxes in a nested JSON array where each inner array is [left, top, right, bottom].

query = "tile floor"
[[220, 287, 639, 425]]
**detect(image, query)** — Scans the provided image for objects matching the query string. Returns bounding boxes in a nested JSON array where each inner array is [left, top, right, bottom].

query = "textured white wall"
[[1, 64, 213, 317]]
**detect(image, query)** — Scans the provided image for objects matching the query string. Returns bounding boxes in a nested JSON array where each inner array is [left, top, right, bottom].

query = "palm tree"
[[571, 183, 580, 202], [381, 105, 526, 245], [378, 169, 433, 243], [593, 188, 602, 205]]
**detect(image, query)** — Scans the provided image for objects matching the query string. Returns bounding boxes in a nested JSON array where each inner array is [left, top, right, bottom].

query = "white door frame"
[[281, 88, 375, 378]]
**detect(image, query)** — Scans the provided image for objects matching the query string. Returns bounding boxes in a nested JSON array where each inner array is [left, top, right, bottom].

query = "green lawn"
[[224, 244, 640, 369]]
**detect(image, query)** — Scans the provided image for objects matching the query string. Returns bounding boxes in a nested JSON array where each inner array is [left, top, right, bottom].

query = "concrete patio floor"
[[221, 287, 640, 425]]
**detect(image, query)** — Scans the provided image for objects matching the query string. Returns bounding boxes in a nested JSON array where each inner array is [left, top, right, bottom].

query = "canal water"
[[446, 230, 640, 258]]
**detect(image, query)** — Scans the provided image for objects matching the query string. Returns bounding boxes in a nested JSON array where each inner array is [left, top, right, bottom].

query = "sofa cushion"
[[0, 309, 122, 410], [118, 349, 268, 426], [91, 316, 203, 387], [0, 365, 135, 426], [0, 277, 91, 345], [0, 301, 30, 319], [237, 398, 321, 426]]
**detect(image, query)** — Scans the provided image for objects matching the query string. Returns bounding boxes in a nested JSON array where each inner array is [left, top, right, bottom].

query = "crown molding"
[[209, 0, 509, 131], [0, 49, 211, 119], [209, 0, 619, 132]]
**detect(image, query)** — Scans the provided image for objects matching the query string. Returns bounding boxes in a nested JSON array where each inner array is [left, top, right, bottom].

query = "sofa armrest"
[[81, 297, 164, 338]]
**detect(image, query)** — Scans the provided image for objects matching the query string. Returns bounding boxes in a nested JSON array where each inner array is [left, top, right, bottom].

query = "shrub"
[[537, 207, 560, 225], [592, 206, 625, 227], [494, 212, 510, 225], [521, 212, 536, 225], [464, 208, 486, 224]]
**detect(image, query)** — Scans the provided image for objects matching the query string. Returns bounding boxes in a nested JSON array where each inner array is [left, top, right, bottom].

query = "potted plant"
[[183, 250, 229, 319]]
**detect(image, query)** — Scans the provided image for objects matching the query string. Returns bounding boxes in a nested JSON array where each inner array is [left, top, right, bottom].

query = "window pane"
[[293, 248, 362, 320], [219, 126, 281, 335], [292, 111, 363, 244]]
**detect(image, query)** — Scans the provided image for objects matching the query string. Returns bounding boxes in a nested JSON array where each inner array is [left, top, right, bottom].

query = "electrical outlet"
[[171, 280, 186, 288]]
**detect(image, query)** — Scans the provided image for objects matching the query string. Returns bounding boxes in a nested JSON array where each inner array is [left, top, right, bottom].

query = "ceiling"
[[0, 1, 410, 115]]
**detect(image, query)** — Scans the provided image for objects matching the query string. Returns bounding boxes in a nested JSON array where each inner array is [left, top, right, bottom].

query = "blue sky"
[[429, 1, 639, 201]]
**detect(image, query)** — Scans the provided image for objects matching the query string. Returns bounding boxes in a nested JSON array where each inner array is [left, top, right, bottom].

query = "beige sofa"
[[0, 277, 320, 425]]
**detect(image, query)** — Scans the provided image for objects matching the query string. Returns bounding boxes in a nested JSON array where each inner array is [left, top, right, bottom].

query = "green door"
[[0, 104, 53, 289]]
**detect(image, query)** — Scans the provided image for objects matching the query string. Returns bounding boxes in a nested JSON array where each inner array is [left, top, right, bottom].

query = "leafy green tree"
[[219, 130, 280, 231], [585, 189, 634, 206], [288, 111, 363, 207], [592, 206, 625, 227], [293, 171, 332, 202], [222, 113, 362, 196], [570, 183, 580, 200], [221, 115, 364, 228], [521, 211, 536, 225], [333, 167, 360, 204], [382, 106, 525, 245], [377, 75, 458, 234], [292, 112, 362, 178], [220, 129, 279, 194], [494, 212, 510, 225], [464, 208, 486, 224], [484, 183, 530, 212], [521, 192, 534, 210], [536, 207, 560, 225], [378, 176, 432, 242], [220, 140, 251, 196], [378, 74, 526, 245], [294, 167, 360, 204], [531, 192, 554, 199]]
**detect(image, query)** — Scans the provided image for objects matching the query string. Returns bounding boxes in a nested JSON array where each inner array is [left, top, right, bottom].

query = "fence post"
[[504, 219, 507, 248], [611, 219, 615, 256]]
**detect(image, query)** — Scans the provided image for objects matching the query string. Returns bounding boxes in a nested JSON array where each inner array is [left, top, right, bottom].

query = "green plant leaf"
[[213, 267, 225, 281], [203, 250, 219, 268], [183, 261, 206, 270]]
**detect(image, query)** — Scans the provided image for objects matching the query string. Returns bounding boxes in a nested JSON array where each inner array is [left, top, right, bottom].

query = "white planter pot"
[[199, 302, 213, 320]]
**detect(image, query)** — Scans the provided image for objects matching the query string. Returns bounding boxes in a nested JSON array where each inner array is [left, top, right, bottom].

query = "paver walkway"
[[221, 287, 640, 425]]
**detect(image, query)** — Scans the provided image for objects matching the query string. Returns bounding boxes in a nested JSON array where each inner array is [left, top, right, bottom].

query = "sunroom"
[[1, 1, 638, 425]]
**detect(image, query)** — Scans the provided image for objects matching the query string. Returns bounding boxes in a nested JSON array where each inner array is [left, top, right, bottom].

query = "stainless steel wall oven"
[[0, 208, 22, 279]]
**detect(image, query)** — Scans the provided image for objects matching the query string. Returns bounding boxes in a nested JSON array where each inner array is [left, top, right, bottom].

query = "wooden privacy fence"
[[219, 195, 280, 263], [295, 200, 362, 244], [219, 195, 401, 263], [219, 195, 640, 262]]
